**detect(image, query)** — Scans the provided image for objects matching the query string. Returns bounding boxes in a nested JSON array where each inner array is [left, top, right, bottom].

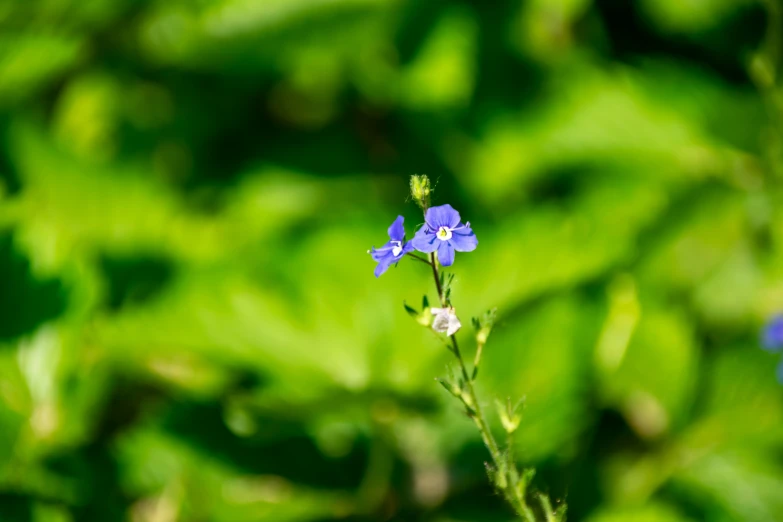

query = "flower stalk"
[[368, 175, 565, 520], [427, 253, 542, 521]]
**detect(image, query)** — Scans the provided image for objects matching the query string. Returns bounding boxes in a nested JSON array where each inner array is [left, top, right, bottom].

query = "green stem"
[[508, 433, 536, 522], [428, 253, 531, 519], [406, 252, 432, 265], [430, 253, 445, 306], [539, 493, 556, 522], [450, 331, 471, 384], [472, 341, 484, 380]]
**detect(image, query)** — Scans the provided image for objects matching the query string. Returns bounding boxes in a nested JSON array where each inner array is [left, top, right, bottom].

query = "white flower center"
[[436, 226, 452, 241], [391, 240, 403, 256]]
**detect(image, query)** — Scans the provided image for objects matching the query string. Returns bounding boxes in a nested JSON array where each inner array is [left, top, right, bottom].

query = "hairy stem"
[[508, 432, 536, 522], [428, 252, 531, 518], [430, 253, 445, 305], [472, 341, 484, 380], [406, 252, 432, 265]]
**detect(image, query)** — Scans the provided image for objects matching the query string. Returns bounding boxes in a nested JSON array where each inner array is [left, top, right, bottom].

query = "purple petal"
[[450, 225, 478, 252], [762, 316, 783, 352], [411, 227, 439, 253], [370, 241, 394, 261], [402, 241, 415, 255], [387, 215, 405, 241], [437, 240, 455, 266], [425, 204, 460, 229], [374, 253, 395, 277]]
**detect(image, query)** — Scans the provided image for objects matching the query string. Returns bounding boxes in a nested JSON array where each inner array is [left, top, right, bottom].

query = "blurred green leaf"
[[598, 303, 699, 439], [1, 1, 781, 520], [585, 502, 697, 522], [401, 9, 477, 110], [673, 450, 783, 522], [481, 295, 598, 462], [0, 34, 84, 107]]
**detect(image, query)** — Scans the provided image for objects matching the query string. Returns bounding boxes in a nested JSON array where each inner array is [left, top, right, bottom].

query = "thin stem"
[[539, 494, 556, 522], [507, 432, 535, 522], [427, 254, 530, 516], [450, 335, 471, 392], [406, 252, 432, 265], [460, 353, 504, 476], [420, 251, 542, 519], [430, 253, 445, 306], [472, 342, 484, 380]]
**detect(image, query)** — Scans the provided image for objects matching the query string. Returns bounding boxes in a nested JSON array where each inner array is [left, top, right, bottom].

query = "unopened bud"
[[404, 301, 434, 327], [500, 412, 521, 434], [436, 377, 462, 398], [417, 307, 433, 327], [410, 174, 431, 211], [474, 308, 497, 345], [460, 390, 475, 411], [496, 398, 522, 434]]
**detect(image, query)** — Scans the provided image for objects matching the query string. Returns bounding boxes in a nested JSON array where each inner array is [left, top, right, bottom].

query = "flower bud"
[[500, 411, 521, 434], [410, 174, 431, 211], [496, 398, 523, 434], [404, 300, 434, 327], [436, 377, 461, 398], [417, 307, 433, 327], [474, 308, 496, 345]]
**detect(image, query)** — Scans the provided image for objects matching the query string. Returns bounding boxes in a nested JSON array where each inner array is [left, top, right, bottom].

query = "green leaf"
[[0, 34, 84, 107]]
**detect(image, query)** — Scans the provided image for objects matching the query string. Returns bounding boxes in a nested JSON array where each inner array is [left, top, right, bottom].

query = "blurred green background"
[[2, 0, 783, 521]]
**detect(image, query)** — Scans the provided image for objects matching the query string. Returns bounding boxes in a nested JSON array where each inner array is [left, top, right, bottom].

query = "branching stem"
[[427, 252, 534, 519], [406, 252, 432, 265]]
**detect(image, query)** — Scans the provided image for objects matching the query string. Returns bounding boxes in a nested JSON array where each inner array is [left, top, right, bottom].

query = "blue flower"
[[762, 315, 783, 352], [411, 204, 477, 266], [369, 215, 414, 277], [761, 316, 783, 384]]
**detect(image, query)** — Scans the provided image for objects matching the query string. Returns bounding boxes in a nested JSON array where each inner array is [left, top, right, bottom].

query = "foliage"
[[0, 0, 783, 521]]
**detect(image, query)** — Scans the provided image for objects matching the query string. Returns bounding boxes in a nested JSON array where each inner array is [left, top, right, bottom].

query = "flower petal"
[[373, 253, 395, 277], [762, 316, 783, 352], [447, 314, 461, 336], [430, 308, 461, 336], [411, 227, 438, 253], [425, 204, 460, 229], [450, 226, 478, 252], [437, 240, 455, 266], [431, 309, 451, 333], [387, 215, 405, 241], [370, 241, 395, 261]]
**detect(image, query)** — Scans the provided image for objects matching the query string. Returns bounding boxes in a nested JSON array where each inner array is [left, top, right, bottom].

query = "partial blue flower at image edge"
[[761, 315, 783, 383]]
